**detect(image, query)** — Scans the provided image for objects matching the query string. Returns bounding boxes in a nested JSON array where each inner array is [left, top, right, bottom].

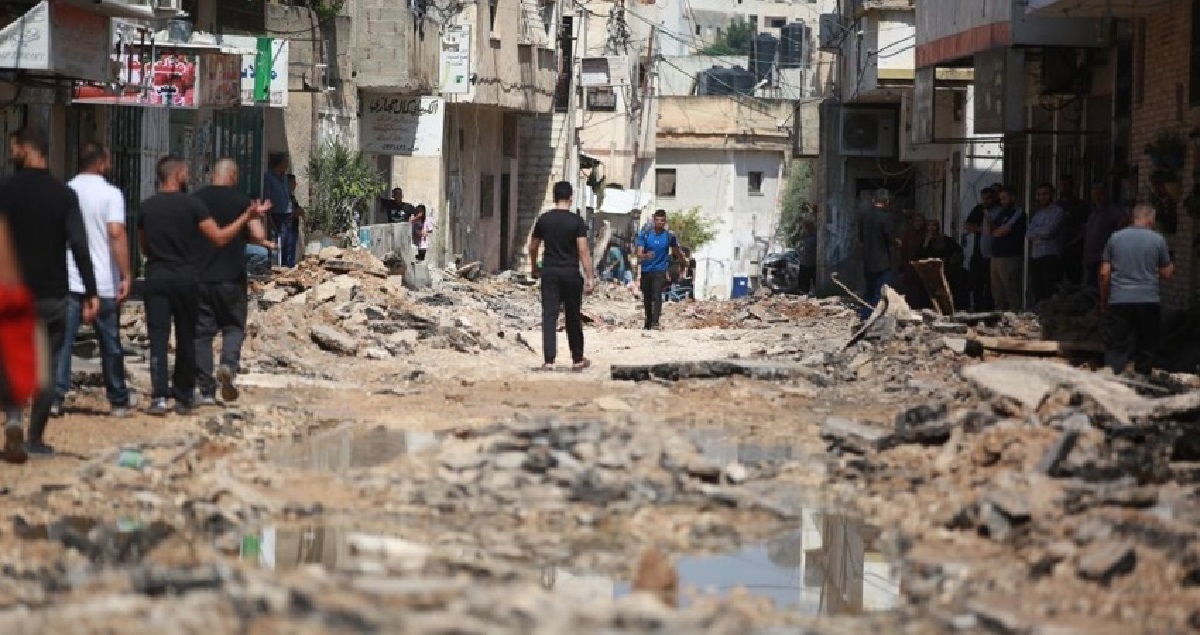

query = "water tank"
[[699, 67, 756, 96], [751, 33, 778, 85], [780, 22, 808, 70]]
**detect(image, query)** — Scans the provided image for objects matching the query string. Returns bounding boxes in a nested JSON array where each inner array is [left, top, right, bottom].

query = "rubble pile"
[[1034, 283, 1101, 343], [817, 359, 1200, 634]]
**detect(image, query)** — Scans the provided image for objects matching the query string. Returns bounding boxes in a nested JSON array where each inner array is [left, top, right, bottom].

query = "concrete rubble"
[[21, 266, 1200, 634]]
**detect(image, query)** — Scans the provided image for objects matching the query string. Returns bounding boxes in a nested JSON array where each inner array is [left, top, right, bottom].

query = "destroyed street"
[[2, 249, 1199, 634]]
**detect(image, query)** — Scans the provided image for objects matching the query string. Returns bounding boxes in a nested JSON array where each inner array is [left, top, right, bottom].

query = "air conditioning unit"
[[818, 14, 841, 51], [839, 106, 897, 158], [152, 0, 183, 12]]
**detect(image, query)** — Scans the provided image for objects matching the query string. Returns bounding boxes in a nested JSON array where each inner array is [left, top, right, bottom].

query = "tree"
[[305, 139, 386, 239], [699, 19, 754, 56], [667, 207, 720, 251], [776, 160, 814, 247]]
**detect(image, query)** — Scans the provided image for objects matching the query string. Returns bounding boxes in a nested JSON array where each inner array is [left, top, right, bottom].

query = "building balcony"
[[916, 0, 1108, 69], [1024, 0, 1171, 17]]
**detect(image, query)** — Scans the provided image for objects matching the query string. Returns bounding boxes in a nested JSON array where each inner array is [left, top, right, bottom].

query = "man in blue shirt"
[[262, 152, 297, 267], [636, 209, 686, 330]]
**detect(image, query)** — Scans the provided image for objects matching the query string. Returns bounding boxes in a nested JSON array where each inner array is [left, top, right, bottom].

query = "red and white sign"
[[73, 48, 240, 108]]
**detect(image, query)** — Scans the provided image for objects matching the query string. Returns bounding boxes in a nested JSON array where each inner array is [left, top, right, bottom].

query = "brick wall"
[[1133, 8, 1196, 311]]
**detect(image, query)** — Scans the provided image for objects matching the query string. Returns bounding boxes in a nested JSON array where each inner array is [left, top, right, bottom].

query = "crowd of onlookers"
[[861, 175, 1131, 314]]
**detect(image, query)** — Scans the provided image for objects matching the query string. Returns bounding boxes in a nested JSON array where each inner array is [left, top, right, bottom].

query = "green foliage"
[[699, 19, 754, 56], [668, 207, 720, 251], [305, 139, 385, 238], [777, 161, 814, 246], [305, 0, 346, 24]]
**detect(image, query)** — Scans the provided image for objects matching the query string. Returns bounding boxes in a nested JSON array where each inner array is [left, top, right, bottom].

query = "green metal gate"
[[212, 107, 264, 196], [109, 107, 145, 276]]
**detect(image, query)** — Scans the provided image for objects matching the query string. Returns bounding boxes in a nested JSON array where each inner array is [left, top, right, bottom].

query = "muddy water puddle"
[[239, 509, 899, 616]]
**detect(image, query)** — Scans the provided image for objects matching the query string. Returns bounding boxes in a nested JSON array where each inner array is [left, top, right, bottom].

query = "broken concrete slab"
[[1035, 430, 1081, 476], [310, 326, 360, 356], [1077, 541, 1137, 584], [610, 360, 814, 382], [961, 360, 1143, 421], [820, 417, 894, 454]]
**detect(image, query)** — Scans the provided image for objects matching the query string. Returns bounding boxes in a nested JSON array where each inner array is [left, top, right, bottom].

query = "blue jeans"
[[273, 214, 298, 268], [245, 245, 271, 275], [860, 269, 894, 320], [54, 295, 130, 407]]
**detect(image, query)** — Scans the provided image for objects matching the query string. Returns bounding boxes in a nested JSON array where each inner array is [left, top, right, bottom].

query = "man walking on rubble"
[[52, 143, 135, 419], [1099, 204, 1173, 376], [0, 127, 99, 460], [636, 209, 686, 330], [139, 156, 269, 416], [192, 159, 273, 406], [528, 181, 594, 371]]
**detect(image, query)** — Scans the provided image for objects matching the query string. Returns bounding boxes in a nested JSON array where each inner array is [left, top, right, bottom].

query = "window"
[[748, 171, 764, 195], [586, 86, 617, 111], [769, 17, 787, 29], [488, 0, 498, 34], [749, 15, 758, 28], [695, 24, 701, 36], [655, 169, 677, 197]]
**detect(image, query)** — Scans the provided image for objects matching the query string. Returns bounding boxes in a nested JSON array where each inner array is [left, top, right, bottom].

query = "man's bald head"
[[1132, 203, 1156, 227], [212, 159, 239, 186]]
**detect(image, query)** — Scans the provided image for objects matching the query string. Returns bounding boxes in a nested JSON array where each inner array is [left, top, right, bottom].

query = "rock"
[[362, 347, 391, 360], [820, 416, 894, 454], [259, 287, 289, 308], [317, 246, 344, 261], [454, 316, 473, 329], [611, 360, 813, 382], [310, 326, 359, 356], [932, 321, 969, 334], [630, 549, 678, 608], [438, 447, 487, 472], [723, 462, 748, 485], [593, 396, 632, 413], [1035, 429, 1080, 475], [969, 597, 1031, 634], [1077, 541, 1137, 584], [491, 451, 527, 471]]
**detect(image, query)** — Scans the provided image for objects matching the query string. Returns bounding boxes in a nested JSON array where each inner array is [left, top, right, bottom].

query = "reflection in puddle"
[[247, 510, 900, 616], [268, 425, 439, 472]]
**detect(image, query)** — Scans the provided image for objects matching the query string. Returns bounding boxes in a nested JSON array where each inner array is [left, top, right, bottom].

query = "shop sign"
[[220, 35, 289, 107], [439, 25, 470, 95], [72, 49, 242, 108], [359, 95, 444, 156], [0, 1, 110, 82]]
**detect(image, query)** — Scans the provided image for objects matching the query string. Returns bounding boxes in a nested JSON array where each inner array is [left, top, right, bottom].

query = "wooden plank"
[[912, 258, 955, 316], [973, 336, 1105, 355]]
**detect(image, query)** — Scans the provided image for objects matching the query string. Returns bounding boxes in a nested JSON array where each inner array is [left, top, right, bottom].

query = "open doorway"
[[499, 173, 512, 269]]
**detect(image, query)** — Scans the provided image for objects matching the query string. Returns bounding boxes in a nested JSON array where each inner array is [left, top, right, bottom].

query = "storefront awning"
[[0, 1, 112, 82], [1026, 0, 1171, 17]]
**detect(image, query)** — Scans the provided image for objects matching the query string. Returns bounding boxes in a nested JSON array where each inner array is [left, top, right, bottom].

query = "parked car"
[[761, 249, 803, 294]]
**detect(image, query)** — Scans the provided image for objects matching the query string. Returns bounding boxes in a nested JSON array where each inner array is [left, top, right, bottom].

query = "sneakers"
[[2, 426, 26, 464], [146, 398, 170, 417], [174, 400, 195, 416], [24, 440, 55, 457], [49, 402, 63, 418], [196, 395, 219, 408], [216, 365, 239, 403]]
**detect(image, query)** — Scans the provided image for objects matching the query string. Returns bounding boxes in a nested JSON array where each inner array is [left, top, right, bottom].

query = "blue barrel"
[[731, 276, 750, 299]]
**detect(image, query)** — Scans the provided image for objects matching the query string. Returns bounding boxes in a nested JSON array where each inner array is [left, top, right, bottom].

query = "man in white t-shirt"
[[52, 143, 134, 417]]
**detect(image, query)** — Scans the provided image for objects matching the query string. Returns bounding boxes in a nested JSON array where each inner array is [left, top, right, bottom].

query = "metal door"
[[212, 108, 264, 196], [109, 106, 144, 275]]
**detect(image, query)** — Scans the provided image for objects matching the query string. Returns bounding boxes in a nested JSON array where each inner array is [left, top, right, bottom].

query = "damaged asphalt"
[[3, 247, 1200, 634]]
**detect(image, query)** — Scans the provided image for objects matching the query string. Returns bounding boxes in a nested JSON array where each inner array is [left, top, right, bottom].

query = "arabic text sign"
[[439, 25, 470, 95], [360, 95, 444, 156], [0, 1, 49, 71]]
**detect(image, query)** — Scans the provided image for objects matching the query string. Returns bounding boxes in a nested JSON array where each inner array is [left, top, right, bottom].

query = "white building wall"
[[656, 147, 785, 300]]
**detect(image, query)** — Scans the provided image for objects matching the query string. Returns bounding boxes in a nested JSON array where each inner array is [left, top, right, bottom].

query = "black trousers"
[[1104, 302, 1161, 375], [1030, 255, 1063, 303], [539, 268, 584, 364], [195, 281, 248, 398], [968, 255, 993, 312], [640, 271, 667, 327], [28, 298, 67, 444], [145, 278, 200, 402]]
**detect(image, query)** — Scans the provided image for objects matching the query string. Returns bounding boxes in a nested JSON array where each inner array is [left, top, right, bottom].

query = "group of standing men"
[[0, 127, 270, 463], [961, 176, 1128, 311]]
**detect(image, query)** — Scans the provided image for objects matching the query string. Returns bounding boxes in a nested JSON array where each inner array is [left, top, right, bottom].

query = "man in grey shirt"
[[1099, 204, 1174, 375], [1027, 182, 1065, 302]]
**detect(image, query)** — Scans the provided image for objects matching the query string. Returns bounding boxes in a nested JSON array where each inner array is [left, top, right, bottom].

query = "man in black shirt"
[[381, 187, 415, 223], [529, 181, 594, 371], [139, 156, 268, 416], [0, 127, 99, 460], [192, 159, 273, 406]]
